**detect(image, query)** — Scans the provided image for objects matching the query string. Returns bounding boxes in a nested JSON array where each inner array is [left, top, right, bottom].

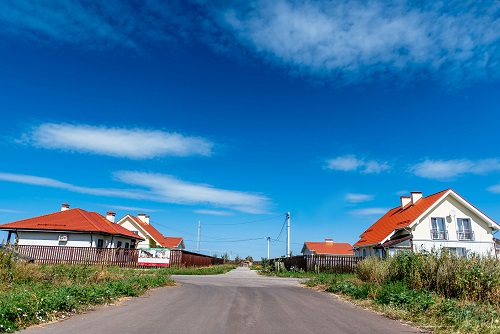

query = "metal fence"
[[4, 245, 223, 268], [271, 255, 361, 273]]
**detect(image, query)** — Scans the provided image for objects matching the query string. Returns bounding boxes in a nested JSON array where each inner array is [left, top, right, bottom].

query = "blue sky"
[[0, 0, 499, 259]]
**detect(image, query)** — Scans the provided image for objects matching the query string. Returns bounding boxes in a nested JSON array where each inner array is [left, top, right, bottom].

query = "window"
[[117, 241, 122, 248], [132, 230, 139, 235], [457, 218, 474, 241], [362, 249, 367, 258], [97, 239, 104, 248], [131, 240, 136, 249], [431, 217, 448, 240], [125, 242, 130, 249], [444, 247, 467, 257]]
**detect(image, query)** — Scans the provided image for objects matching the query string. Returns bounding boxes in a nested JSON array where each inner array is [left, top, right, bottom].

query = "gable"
[[116, 215, 166, 247], [354, 189, 499, 249]]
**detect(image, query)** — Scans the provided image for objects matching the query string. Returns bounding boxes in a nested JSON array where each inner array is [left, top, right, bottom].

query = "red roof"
[[162, 237, 183, 248], [0, 208, 144, 241], [128, 215, 166, 245], [303, 242, 354, 255], [126, 215, 183, 248], [353, 189, 450, 248]]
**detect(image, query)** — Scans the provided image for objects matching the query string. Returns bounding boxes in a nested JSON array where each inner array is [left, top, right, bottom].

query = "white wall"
[[412, 196, 496, 256], [14, 231, 135, 248]]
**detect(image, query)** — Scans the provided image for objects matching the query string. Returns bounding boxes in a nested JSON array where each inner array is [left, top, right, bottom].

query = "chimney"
[[411, 191, 423, 205], [145, 215, 150, 225], [325, 238, 334, 243], [61, 203, 70, 211], [138, 213, 146, 223], [400, 196, 411, 209], [106, 211, 116, 223]]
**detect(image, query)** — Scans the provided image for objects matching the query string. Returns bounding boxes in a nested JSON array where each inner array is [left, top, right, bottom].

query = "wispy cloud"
[[345, 193, 374, 203], [215, 0, 500, 85], [0, 172, 150, 199], [0, 171, 270, 214], [0, 208, 23, 213], [22, 123, 213, 159], [349, 208, 388, 216], [115, 171, 270, 214], [194, 209, 234, 216], [98, 204, 160, 213], [325, 155, 390, 174], [1, 1, 497, 86], [410, 158, 500, 181]]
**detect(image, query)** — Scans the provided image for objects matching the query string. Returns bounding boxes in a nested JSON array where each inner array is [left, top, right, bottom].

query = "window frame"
[[430, 217, 448, 240]]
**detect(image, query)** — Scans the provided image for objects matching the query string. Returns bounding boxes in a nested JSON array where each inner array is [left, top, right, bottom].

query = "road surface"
[[20, 267, 425, 334]]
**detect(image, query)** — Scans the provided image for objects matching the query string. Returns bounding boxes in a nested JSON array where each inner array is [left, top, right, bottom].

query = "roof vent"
[[411, 191, 422, 205], [61, 203, 70, 211]]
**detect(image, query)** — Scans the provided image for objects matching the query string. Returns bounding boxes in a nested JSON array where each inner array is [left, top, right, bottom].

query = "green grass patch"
[[0, 249, 234, 333], [165, 264, 237, 275], [303, 253, 500, 334]]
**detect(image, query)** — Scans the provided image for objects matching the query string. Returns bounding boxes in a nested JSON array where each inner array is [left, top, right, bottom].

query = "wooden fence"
[[271, 255, 361, 273], [4, 245, 223, 268]]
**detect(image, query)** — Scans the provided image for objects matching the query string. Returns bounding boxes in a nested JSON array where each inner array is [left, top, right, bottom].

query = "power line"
[[271, 216, 288, 243]]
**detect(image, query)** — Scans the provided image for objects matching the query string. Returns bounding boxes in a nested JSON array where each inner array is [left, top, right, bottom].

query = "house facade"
[[116, 213, 185, 250], [353, 189, 500, 258], [301, 239, 354, 256], [0, 203, 144, 248]]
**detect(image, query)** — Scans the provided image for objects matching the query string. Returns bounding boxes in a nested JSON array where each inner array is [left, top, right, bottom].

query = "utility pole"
[[196, 220, 201, 253], [286, 212, 291, 257], [267, 236, 271, 259]]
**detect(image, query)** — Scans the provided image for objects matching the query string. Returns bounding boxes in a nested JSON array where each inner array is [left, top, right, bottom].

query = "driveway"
[[20, 267, 425, 334]]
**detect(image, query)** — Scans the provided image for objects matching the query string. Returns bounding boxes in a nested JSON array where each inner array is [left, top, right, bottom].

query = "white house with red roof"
[[116, 213, 185, 250], [301, 239, 354, 256], [0, 203, 144, 249], [353, 189, 500, 258]]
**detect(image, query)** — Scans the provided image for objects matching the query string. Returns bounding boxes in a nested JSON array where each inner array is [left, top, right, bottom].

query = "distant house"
[[0, 203, 144, 248], [116, 213, 185, 250], [301, 239, 354, 256], [353, 189, 500, 258]]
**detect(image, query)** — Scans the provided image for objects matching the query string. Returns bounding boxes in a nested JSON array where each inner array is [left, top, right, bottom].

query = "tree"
[[234, 254, 241, 263], [221, 252, 230, 262]]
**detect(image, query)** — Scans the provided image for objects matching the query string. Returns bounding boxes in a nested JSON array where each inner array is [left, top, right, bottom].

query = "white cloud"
[[194, 209, 234, 216], [0, 171, 271, 214], [216, 0, 500, 85], [345, 193, 374, 203], [0, 208, 23, 213], [1, 1, 497, 86], [325, 155, 362, 172], [25, 123, 213, 159], [0, 172, 150, 199], [115, 171, 270, 214], [410, 159, 500, 181], [325, 155, 390, 174], [486, 184, 500, 194], [349, 208, 388, 216]]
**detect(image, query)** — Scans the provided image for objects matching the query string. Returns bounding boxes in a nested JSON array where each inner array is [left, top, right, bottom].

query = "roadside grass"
[[0, 249, 235, 333], [165, 264, 236, 275], [303, 252, 500, 334]]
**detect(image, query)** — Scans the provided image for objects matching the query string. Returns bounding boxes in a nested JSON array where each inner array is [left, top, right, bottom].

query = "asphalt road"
[[20, 267, 425, 334]]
